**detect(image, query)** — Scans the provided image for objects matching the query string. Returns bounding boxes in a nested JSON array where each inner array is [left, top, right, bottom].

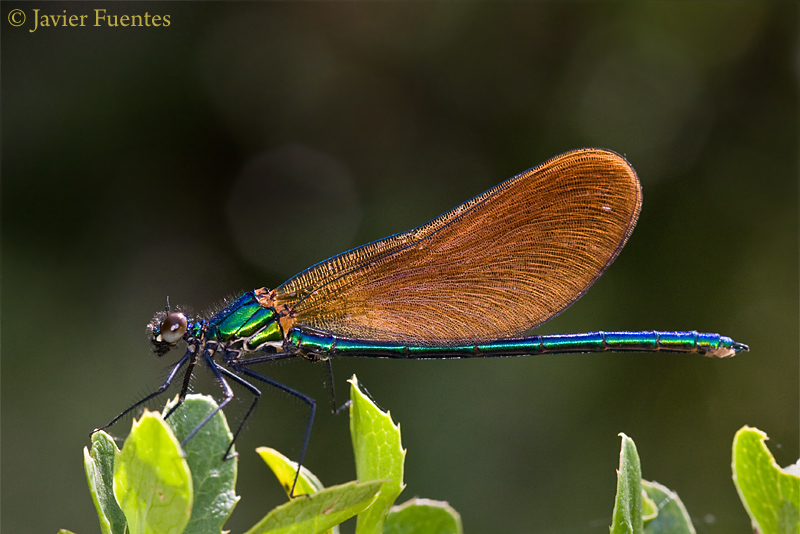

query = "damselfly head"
[[148, 310, 188, 356]]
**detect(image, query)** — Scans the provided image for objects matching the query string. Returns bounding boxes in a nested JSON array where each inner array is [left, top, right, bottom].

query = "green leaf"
[[57, 530, 79, 534], [84, 431, 127, 534], [349, 375, 407, 534], [610, 433, 643, 534], [163, 395, 240, 534], [642, 480, 696, 534], [383, 498, 463, 534], [732, 426, 800, 534], [113, 409, 193, 534], [641, 490, 658, 524], [255, 447, 340, 534], [257, 446, 325, 496], [243, 479, 384, 534]]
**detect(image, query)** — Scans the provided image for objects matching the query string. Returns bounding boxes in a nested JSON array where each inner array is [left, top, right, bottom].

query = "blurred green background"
[[2, 2, 797, 533]]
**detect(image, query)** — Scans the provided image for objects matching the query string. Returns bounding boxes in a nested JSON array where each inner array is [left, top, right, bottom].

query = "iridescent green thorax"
[[206, 291, 283, 351]]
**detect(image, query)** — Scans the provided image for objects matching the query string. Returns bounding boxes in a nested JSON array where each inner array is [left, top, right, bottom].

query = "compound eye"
[[160, 312, 188, 343]]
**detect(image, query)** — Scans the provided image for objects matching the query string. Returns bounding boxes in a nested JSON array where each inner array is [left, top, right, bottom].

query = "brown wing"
[[276, 148, 642, 344]]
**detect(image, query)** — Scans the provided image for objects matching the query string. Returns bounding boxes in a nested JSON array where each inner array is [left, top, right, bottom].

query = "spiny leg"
[[232, 362, 317, 498], [199, 351, 298, 460], [215, 351, 298, 458], [233, 350, 296, 366], [324, 359, 350, 414], [163, 350, 198, 420], [212, 363, 262, 460], [92, 349, 192, 435], [179, 349, 235, 446]]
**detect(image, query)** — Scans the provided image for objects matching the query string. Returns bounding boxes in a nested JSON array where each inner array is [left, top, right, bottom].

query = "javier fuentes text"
[[29, 9, 170, 32]]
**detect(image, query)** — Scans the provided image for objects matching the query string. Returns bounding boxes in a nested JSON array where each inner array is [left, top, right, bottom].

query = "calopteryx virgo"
[[94, 148, 748, 493]]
